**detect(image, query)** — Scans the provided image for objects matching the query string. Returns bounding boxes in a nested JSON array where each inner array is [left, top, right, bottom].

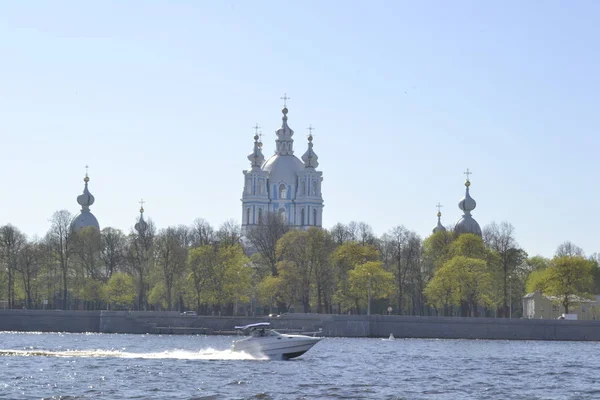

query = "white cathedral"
[[241, 103, 324, 232]]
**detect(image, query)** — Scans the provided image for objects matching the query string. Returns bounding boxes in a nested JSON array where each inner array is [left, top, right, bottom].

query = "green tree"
[[105, 272, 136, 310], [426, 256, 492, 317], [543, 256, 593, 314], [330, 242, 379, 313], [348, 261, 393, 315]]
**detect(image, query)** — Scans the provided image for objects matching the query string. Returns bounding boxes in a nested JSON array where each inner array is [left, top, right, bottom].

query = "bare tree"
[[330, 223, 351, 245], [215, 220, 241, 247], [47, 210, 74, 309], [190, 218, 215, 247], [128, 219, 155, 310], [483, 221, 527, 317], [556, 241, 585, 258], [245, 212, 289, 276], [0, 225, 26, 308], [381, 226, 422, 315], [155, 227, 188, 310], [17, 241, 44, 308], [100, 227, 127, 280]]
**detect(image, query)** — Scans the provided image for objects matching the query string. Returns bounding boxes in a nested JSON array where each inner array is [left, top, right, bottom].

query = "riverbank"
[[0, 310, 599, 341]]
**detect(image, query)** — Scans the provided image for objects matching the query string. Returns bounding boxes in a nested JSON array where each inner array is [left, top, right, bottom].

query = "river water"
[[0, 332, 598, 399]]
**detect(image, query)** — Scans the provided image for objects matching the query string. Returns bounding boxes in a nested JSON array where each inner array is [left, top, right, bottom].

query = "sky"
[[1, 1, 599, 258]]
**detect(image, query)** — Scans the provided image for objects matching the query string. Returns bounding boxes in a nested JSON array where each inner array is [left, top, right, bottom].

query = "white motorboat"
[[232, 322, 321, 360]]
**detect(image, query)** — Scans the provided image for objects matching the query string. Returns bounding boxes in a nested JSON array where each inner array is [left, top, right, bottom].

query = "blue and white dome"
[[72, 172, 100, 232]]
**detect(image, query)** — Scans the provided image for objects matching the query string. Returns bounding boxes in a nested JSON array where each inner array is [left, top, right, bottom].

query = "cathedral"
[[241, 101, 324, 232], [432, 170, 482, 237]]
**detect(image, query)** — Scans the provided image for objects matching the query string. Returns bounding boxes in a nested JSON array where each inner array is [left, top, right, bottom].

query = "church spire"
[[454, 168, 482, 236], [72, 165, 100, 232], [135, 199, 148, 234], [77, 166, 95, 212], [248, 124, 265, 168], [275, 94, 294, 155], [302, 125, 319, 168], [433, 202, 446, 233]]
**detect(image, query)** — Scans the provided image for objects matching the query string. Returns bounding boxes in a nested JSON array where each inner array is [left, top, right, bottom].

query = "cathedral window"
[[258, 209, 263, 225], [246, 208, 251, 225], [278, 184, 287, 199], [301, 209, 305, 226], [313, 209, 317, 226]]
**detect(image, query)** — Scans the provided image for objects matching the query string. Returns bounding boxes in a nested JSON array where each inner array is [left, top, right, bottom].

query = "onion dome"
[[72, 170, 100, 231], [275, 106, 295, 155], [432, 205, 447, 234], [135, 200, 148, 233], [301, 128, 319, 168], [247, 130, 265, 169], [454, 172, 482, 236], [262, 104, 304, 183]]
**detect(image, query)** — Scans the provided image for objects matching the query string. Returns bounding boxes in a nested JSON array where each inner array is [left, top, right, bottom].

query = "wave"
[[0, 348, 265, 360]]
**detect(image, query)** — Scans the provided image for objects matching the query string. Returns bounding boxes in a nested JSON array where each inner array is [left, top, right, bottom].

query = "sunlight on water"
[[0, 348, 265, 360]]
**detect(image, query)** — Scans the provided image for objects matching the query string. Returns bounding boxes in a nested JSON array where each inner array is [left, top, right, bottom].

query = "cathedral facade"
[[241, 104, 324, 232]]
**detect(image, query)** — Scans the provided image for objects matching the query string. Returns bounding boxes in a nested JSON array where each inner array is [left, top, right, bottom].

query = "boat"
[[232, 322, 322, 360]]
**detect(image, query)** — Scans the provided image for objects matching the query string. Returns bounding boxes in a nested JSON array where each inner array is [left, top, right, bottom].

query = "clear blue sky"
[[1, 1, 599, 258]]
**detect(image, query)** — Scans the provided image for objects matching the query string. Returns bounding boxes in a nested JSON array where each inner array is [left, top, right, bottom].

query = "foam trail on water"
[[0, 348, 264, 360]]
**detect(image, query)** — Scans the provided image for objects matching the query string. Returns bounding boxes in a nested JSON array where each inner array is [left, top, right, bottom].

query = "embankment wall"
[[1, 310, 599, 341]]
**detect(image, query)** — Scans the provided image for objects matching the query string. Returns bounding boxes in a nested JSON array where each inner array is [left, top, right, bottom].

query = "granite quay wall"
[[1, 311, 600, 341], [0, 310, 100, 333]]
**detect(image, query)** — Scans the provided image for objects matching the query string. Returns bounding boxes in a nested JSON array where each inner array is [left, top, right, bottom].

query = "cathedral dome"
[[72, 212, 100, 231], [454, 216, 482, 236], [71, 170, 100, 232], [262, 154, 304, 184]]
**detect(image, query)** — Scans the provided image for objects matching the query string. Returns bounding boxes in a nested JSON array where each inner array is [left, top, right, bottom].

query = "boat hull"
[[233, 335, 321, 360]]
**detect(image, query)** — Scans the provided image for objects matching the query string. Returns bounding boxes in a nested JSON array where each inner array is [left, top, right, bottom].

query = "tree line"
[[0, 211, 598, 317]]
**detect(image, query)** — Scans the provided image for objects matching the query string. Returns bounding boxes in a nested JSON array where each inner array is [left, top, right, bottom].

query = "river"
[[0, 332, 598, 399]]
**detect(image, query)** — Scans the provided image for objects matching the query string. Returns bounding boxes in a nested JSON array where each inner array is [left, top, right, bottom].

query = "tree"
[[71, 226, 102, 281], [348, 261, 393, 315], [0, 225, 26, 308], [100, 227, 126, 280], [542, 256, 593, 314], [16, 241, 44, 309], [105, 272, 136, 309], [246, 212, 289, 276], [128, 218, 155, 310], [380, 226, 423, 315], [330, 242, 379, 313], [426, 256, 492, 317], [276, 230, 313, 312], [47, 210, 74, 309], [215, 220, 241, 247], [155, 227, 188, 310], [190, 218, 215, 247], [483, 222, 527, 317], [421, 230, 455, 280], [423, 261, 456, 316], [555, 241, 585, 258]]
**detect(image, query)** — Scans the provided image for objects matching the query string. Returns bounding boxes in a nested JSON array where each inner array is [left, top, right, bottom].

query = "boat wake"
[[0, 348, 265, 360]]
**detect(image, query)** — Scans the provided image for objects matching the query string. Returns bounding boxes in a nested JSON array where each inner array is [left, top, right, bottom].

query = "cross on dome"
[[253, 124, 261, 135], [139, 198, 145, 213], [307, 125, 315, 138], [464, 168, 472, 181], [436, 202, 443, 213], [280, 93, 290, 107]]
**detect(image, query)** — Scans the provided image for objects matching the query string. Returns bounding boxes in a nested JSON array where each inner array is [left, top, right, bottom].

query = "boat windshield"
[[250, 328, 281, 337]]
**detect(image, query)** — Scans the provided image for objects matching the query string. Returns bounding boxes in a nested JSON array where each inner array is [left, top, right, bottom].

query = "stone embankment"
[[1, 310, 599, 341]]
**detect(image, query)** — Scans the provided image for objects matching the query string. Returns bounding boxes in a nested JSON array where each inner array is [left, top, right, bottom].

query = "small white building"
[[522, 291, 600, 320]]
